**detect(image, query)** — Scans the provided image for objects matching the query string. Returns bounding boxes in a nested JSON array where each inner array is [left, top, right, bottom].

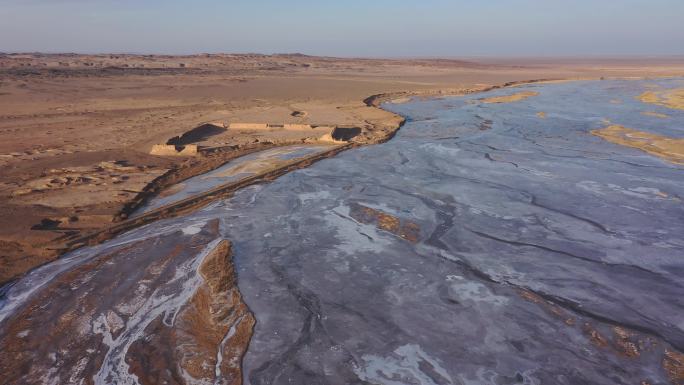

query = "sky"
[[1, 0, 683, 57]]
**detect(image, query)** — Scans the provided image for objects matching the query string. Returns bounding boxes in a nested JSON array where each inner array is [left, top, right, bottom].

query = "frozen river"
[[1, 78, 683, 385]]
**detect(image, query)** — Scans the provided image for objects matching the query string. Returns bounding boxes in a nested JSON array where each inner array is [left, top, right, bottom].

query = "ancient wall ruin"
[[150, 144, 199, 156], [223, 123, 362, 144], [229, 123, 337, 131], [316, 133, 347, 144], [228, 123, 269, 130], [283, 124, 313, 130]]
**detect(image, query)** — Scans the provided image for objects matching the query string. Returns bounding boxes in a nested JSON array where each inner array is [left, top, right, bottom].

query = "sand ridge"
[[637, 88, 684, 110], [591, 124, 684, 164], [641, 111, 670, 119]]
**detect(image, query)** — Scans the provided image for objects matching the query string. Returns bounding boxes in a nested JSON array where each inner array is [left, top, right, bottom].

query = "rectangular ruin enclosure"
[[228, 123, 336, 131]]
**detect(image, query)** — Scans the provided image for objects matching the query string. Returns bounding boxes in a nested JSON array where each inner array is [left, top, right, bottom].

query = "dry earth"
[[592, 124, 684, 165], [1, 53, 684, 284]]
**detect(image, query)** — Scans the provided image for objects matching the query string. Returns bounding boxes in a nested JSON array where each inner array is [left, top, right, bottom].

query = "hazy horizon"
[[1, 0, 683, 56]]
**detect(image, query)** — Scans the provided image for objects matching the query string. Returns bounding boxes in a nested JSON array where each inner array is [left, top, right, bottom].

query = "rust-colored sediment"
[[591, 125, 684, 164], [519, 288, 681, 384], [664, 350, 684, 385], [0, 220, 253, 385], [582, 323, 610, 348], [518, 289, 575, 326], [349, 202, 420, 243], [127, 240, 254, 385], [612, 326, 642, 358]]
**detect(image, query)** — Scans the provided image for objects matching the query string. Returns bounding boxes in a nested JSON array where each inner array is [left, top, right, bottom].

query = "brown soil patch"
[[637, 88, 684, 110], [349, 202, 420, 243]]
